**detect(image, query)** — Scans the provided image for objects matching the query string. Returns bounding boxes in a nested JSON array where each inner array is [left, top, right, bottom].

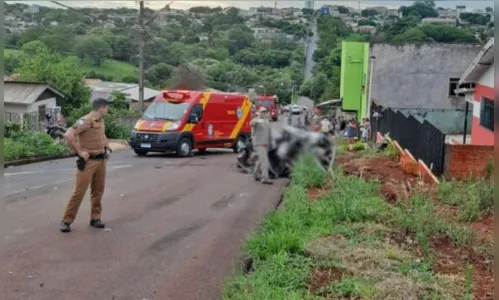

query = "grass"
[[4, 48, 137, 81], [222, 151, 487, 300], [437, 177, 493, 222], [63, 56, 137, 81]]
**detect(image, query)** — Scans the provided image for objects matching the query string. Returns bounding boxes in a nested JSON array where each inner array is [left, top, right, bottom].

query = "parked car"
[[291, 105, 301, 115]]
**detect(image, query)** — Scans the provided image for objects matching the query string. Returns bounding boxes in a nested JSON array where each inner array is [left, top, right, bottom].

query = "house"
[[369, 43, 482, 109], [422, 17, 456, 26], [84, 79, 161, 109], [456, 38, 494, 146], [340, 42, 482, 119], [4, 81, 64, 122]]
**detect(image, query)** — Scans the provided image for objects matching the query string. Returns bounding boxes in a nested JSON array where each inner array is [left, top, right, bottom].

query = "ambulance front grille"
[[136, 133, 159, 142]]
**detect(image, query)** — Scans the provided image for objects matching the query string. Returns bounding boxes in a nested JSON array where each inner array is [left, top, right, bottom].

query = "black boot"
[[60, 222, 71, 233], [89, 219, 105, 228]]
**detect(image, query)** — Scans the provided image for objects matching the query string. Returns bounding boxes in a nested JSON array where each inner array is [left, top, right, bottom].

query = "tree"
[[15, 49, 91, 115], [145, 63, 175, 88], [415, 0, 436, 9], [399, 2, 438, 18], [460, 13, 491, 25], [225, 26, 255, 55], [485, 7, 493, 13], [361, 9, 378, 18], [337, 6, 349, 14], [392, 27, 426, 43], [111, 35, 135, 62], [21, 40, 49, 56], [16, 26, 50, 46], [358, 19, 376, 26], [167, 64, 205, 90], [75, 35, 113, 66]]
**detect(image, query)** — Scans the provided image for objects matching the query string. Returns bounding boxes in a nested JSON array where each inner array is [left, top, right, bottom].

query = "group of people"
[[315, 115, 371, 142]]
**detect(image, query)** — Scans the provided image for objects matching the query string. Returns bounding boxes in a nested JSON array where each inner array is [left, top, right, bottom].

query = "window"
[[448, 78, 460, 96], [142, 101, 190, 121], [190, 104, 203, 121], [479, 97, 494, 131]]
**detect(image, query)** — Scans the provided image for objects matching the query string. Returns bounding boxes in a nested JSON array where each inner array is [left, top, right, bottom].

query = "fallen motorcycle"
[[46, 124, 66, 140], [237, 125, 336, 178]]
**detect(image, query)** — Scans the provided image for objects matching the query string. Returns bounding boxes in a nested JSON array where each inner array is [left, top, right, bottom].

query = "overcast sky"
[[5, 0, 494, 11]]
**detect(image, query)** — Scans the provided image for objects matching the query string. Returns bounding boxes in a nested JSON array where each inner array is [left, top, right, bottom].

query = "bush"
[[4, 121, 22, 138], [5, 131, 70, 162]]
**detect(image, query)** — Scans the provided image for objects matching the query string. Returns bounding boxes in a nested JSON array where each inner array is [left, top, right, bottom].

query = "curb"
[[5, 153, 76, 168], [4, 139, 130, 168]]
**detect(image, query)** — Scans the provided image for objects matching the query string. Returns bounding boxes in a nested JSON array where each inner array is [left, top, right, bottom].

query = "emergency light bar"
[[163, 90, 188, 102]]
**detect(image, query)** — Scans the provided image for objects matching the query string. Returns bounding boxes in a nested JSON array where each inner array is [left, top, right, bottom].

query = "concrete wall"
[[27, 98, 57, 113], [478, 63, 494, 87], [370, 43, 482, 109]]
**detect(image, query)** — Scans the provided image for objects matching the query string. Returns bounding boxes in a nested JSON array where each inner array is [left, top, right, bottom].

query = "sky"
[[5, 0, 494, 11]]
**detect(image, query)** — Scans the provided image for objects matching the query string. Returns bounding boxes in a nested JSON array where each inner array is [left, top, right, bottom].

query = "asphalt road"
[[304, 21, 318, 80], [3, 148, 287, 300]]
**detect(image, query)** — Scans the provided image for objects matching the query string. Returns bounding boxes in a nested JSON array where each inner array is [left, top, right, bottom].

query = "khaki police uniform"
[[62, 111, 108, 224], [250, 111, 272, 183]]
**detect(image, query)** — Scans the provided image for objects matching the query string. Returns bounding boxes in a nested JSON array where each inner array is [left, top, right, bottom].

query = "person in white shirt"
[[320, 117, 332, 136]]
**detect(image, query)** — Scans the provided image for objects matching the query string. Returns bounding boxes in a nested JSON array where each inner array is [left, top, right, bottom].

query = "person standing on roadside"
[[310, 106, 322, 132], [251, 107, 273, 184], [60, 98, 112, 233]]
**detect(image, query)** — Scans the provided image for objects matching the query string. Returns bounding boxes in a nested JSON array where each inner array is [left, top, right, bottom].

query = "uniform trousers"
[[62, 159, 106, 223]]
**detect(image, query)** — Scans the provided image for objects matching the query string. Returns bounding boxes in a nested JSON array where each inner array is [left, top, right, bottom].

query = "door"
[[188, 103, 205, 144]]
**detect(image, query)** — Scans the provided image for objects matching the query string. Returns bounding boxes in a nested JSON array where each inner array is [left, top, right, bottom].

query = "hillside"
[[4, 49, 137, 81]]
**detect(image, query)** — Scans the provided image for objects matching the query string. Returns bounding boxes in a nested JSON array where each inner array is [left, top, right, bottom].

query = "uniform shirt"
[[250, 116, 270, 146], [72, 111, 108, 154], [311, 114, 321, 132]]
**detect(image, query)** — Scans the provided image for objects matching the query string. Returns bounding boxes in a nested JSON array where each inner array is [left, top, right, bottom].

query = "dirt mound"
[[338, 155, 420, 202]]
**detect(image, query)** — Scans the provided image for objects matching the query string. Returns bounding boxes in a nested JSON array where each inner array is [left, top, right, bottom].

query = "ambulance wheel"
[[134, 150, 149, 156], [233, 136, 246, 154], [177, 138, 193, 157]]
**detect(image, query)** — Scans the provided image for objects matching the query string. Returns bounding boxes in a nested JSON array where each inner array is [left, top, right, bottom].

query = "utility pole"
[[138, 1, 145, 112], [366, 56, 376, 120]]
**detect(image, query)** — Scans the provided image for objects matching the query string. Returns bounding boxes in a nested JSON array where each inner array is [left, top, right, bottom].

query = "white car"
[[291, 105, 302, 115]]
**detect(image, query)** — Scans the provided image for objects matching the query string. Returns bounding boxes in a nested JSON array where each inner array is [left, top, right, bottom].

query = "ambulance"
[[254, 95, 279, 122], [130, 90, 252, 157]]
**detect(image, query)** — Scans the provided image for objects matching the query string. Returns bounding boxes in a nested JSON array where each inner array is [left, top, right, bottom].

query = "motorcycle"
[[46, 124, 66, 140], [237, 125, 336, 179]]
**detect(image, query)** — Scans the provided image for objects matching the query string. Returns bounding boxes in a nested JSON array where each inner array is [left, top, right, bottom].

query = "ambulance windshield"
[[142, 101, 190, 121], [256, 100, 274, 106]]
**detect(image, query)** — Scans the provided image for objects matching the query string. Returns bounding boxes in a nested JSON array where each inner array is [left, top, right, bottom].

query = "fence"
[[371, 102, 447, 177], [5, 108, 64, 132]]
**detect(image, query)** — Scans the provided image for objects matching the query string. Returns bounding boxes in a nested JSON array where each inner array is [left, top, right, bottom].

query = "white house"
[[84, 79, 161, 109], [4, 81, 64, 122]]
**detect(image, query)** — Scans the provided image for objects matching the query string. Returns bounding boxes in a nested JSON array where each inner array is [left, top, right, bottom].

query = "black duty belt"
[[89, 153, 106, 160]]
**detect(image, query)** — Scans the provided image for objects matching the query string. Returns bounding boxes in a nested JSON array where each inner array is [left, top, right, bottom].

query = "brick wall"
[[444, 144, 494, 179]]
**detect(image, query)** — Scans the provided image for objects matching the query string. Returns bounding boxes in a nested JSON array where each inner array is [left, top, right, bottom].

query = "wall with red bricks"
[[444, 144, 494, 179]]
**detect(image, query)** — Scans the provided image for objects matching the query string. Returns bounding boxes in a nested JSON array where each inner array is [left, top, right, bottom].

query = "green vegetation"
[[222, 152, 489, 299], [4, 131, 70, 162], [5, 2, 306, 104], [437, 177, 493, 222], [62, 56, 137, 81]]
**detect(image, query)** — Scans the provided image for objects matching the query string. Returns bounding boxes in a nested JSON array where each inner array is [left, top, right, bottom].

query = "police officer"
[[251, 107, 273, 184], [60, 98, 111, 233]]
